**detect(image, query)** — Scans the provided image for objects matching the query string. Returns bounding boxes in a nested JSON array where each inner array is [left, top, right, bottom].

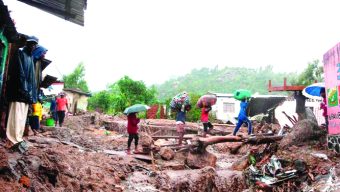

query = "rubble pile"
[[0, 138, 134, 191], [0, 111, 339, 191]]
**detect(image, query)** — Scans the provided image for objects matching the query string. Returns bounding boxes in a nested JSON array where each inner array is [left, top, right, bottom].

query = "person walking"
[[56, 93, 69, 127], [201, 106, 213, 137], [176, 104, 191, 145], [233, 98, 253, 136], [126, 112, 140, 155]]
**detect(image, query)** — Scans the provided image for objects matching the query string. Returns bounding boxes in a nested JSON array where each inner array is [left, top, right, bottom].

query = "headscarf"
[[32, 45, 48, 61]]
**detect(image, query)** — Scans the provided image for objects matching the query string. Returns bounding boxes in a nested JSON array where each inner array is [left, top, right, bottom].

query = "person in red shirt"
[[56, 93, 69, 127], [126, 112, 140, 154], [201, 106, 213, 137]]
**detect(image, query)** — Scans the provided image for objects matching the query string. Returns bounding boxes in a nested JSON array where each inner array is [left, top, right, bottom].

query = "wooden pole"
[[144, 122, 156, 171], [152, 135, 194, 140]]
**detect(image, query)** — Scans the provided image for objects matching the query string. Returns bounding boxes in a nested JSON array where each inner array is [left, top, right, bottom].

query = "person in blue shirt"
[[233, 98, 252, 136]]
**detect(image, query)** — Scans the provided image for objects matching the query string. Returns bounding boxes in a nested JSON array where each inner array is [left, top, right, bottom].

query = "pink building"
[[323, 42, 340, 152]]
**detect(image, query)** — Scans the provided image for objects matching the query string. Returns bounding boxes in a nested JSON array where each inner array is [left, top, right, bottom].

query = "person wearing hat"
[[6, 35, 39, 152], [56, 92, 69, 127]]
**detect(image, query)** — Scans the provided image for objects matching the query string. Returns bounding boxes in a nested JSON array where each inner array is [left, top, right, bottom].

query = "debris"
[[19, 175, 30, 188], [303, 167, 340, 192], [1, 112, 338, 191], [160, 147, 175, 160], [279, 119, 327, 149], [263, 155, 283, 176], [311, 153, 329, 161], [244, 155, 299, 189], [186, 151, 217, 169], [232, 155, 249, 171], [133, 165, 156, 177]]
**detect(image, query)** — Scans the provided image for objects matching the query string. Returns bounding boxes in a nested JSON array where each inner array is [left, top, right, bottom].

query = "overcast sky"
[[3, 0, 340, 91]]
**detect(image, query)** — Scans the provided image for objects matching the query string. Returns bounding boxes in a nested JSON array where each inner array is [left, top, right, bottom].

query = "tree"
[[62, 63, 89, 92], [185, 93, 201, 122], [156, 65, 298, 101], [87, 91, 114, 113], [88, 76, 158, 114], [291, 60, 324, 86], [116, 76, 154, 106]]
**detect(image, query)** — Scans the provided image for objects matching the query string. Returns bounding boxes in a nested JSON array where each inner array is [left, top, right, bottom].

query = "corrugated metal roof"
[[17, 0, 87, 26], [63, 88, 91, 96]]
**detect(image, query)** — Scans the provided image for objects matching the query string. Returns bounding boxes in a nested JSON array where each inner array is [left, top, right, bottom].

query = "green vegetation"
[[62, 63, 89, 92], [290, 60, 324, 86], [86, 62, 324, 121], [156, 65, 298, 101], [88, 76, 158, 114]]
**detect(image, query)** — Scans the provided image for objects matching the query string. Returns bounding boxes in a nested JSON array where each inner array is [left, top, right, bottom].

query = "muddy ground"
[[0, 113, 340, 191]]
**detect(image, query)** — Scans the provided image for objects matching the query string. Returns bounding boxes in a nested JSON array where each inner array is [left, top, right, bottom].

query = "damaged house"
[[63, 88, 91, 115], [210, 92, 324, 127]]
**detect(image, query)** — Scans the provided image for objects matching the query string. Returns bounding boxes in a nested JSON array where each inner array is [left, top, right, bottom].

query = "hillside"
[[155, 65, 297, 101]]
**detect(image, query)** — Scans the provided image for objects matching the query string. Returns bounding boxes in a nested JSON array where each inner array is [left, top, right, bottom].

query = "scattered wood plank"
[[192, 135, 284, 153], [132, 154, 153, 163], [152, 135, 194, 140], [244, 135, 284, 145], [197, 135, 243, 149], [140, 125, 199, 132], [159, 143, 179, 147]]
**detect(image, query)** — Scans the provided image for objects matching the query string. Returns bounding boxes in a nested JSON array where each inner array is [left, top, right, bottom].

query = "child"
[[201, 106, 213, 137], [29, 101, 42, 135], [127, 112, 140, 154], [233, 98, 252, 136]]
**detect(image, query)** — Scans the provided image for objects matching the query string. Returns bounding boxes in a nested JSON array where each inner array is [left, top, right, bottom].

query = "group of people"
[[50, 93, 70, 127], [125, 97, 253, 154], [5, 36, 45, 152], [4, 35, 70, 153]]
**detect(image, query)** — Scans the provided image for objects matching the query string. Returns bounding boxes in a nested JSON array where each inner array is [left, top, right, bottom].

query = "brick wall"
[[147, 105, 165, 119]]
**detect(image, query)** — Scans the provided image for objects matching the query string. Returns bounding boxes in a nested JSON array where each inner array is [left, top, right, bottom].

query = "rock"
[[185, 151, 217, 169], [231, 155, 249, 171], [0, 148, 19, 180], [160, 147, 175, 160], [279, 119, 327, 149], [139, 133, 153, 147], [91, 112, 101, 126], [215, 170, 247, 192]]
